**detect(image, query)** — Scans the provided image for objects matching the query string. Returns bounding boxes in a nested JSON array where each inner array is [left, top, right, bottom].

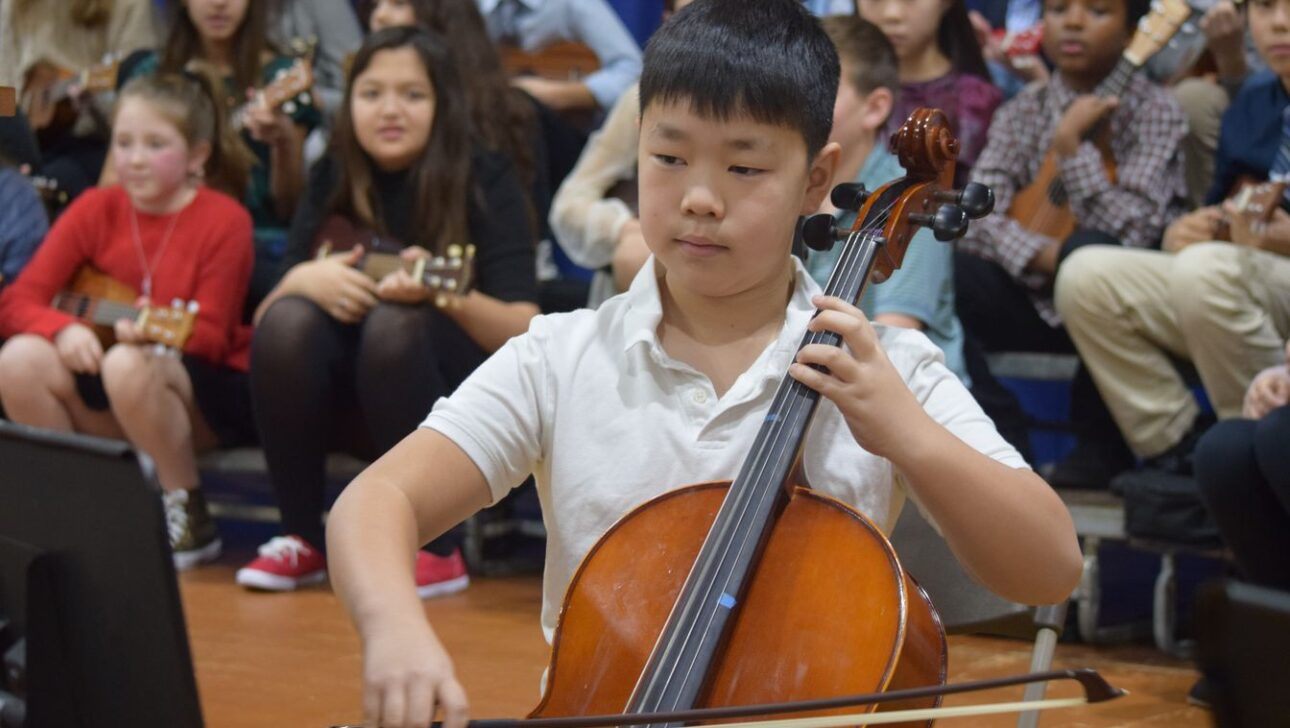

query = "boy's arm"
[[1058, 93, 1188, 249], [549, 85, 640, 270], [792, 296, 1081, 606], [565, 0, 642, 110], [959, 95, 1061, 282], [328, 429, 491, 728]]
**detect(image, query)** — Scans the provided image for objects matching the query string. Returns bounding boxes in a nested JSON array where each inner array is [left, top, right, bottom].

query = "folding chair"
[[888, 504, 1069, 728]]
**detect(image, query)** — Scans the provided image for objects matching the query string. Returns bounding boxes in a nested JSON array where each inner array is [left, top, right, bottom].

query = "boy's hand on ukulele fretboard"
[[1052, 95, 1118, 158]]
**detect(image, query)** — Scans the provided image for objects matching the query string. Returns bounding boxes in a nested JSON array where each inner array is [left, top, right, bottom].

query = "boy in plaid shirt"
[[954, 0, 1189, 488]]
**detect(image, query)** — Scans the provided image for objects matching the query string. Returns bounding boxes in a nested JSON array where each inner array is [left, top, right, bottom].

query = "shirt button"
[[691, 389, 709, 404]]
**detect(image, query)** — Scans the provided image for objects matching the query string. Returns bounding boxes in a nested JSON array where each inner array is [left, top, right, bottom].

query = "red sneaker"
[[236, 535, 327, 591], [415, 548, 469, 599]]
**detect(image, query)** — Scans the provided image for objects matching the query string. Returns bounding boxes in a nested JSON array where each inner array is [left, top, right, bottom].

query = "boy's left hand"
[[789, 295, 931, 460], [1053, 96, 1117, 158]]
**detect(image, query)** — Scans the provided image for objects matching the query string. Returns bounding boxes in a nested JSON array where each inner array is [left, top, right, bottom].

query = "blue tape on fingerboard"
[[718, 593, 737, 610]]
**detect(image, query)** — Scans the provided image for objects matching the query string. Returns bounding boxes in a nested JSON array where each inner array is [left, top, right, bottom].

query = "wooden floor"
[[179, 550, 1214, 728]]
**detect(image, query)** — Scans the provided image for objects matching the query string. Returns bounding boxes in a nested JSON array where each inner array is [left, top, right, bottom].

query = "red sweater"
[[0, 186, 254, 371]]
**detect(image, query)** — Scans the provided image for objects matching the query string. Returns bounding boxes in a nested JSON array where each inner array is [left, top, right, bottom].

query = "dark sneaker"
[[163, 488, 222, 570], [1046, 436, 1136, 490]]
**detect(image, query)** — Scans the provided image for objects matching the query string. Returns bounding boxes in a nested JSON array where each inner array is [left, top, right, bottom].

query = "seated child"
[[238, 27, 539, 596], [955, 0, 1189, 484], [815, 15, 968, 383], [325, 2, 1082, 726], [0, 70, 257, 569], [1054, 0, 1290, 479]]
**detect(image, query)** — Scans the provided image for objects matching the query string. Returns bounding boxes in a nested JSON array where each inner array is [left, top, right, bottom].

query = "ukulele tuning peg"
[[447, 244, 463, 259], [187, 300, 200, 313], [171, 298, 183, 309], [910, 204, 969, 242], [801, 213, 844, 252], [829, 182, 869, 212]]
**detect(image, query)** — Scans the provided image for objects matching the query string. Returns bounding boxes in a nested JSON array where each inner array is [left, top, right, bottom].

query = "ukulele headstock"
[[136, 300, 199, 350], [81, 56, 122, 95], [414, 245, 478, 304], [263, 57, 315, 113], [800, 108, 993, 283], [1124, 0, 1193, 66]]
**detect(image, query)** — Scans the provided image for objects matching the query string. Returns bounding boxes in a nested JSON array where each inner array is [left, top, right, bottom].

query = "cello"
[[336, 109, 1124, 728]]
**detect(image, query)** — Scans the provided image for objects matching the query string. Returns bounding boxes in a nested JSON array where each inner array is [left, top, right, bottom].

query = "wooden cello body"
[[534, 484, 946, 728], [527, 109, 997, 728]]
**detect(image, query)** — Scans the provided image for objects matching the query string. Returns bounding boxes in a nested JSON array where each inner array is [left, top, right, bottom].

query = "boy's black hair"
[[640, 0, 840, 159], [1041, 0, 1153, 33]]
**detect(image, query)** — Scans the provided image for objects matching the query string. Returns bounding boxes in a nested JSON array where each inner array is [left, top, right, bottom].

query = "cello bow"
[[331, 669, 1125, 728]]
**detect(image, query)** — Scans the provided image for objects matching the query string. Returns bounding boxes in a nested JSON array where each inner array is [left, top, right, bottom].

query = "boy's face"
[[1042, 0, 1130, 84], [637, 100, 837, 300], [855, 0, 950, 62], [830, 61, 890, 149], [1249, 0, 1290, 80]]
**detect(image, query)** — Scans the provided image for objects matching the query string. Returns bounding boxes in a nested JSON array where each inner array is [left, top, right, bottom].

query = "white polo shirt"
[[422, 257, 1026, 643]]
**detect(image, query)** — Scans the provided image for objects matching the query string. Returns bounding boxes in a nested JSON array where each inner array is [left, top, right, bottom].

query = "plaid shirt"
[[958, 72, 1189, 325]]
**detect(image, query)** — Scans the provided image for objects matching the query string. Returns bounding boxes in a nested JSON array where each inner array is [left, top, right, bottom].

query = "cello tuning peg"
[[829, 182, 868, 212], [910, 204, 969, 242], [801, 213, 843, 252], [935, 183, 994, 219]]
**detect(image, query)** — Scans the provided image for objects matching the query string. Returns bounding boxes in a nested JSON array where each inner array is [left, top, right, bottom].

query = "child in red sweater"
[[0, 70, 257, 570]]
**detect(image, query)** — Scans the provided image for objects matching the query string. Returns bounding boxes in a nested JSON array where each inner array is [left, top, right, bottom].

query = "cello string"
[[643, 193, 907, 713], [636, 210, 893, 713]]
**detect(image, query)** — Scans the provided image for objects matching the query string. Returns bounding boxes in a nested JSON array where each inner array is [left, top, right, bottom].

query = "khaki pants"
[[1173, 78, 1230, 208], [1055, 243, 1290, 457]]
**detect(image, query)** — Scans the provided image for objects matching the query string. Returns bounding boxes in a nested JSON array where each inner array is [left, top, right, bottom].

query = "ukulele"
[[0, 86, 15, 116], [1212, 179, 1288, 241], [1007, 0, 1192, 241], [313, 215, 477, 305], [23, 171, 70, 217], [501, 41, 600, 81], [21, 56, 121, 146], [229, 57, 315, 132], [51, 266, 199, 350]]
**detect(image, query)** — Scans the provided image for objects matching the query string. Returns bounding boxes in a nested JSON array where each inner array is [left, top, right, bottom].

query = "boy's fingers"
[[363, 685, 382, 727], [440, 679, 470, 728]]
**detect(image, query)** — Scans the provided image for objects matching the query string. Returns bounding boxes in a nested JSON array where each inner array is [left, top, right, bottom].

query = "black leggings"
[[250, 296, 486, 554], [1194, 407, 1290, 590]]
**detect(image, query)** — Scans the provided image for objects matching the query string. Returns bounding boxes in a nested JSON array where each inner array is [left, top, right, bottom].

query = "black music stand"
[[0, 420, 204, 727], [1194, 580, 1290, 727]]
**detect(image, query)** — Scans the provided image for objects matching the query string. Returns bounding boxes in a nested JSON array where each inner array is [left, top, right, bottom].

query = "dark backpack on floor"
[[1111, 468, 1225, 549]]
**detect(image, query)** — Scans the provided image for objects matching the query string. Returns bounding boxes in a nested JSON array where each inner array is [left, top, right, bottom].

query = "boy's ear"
[[862, 87, 895, 133], [802, 141, 841, 215]]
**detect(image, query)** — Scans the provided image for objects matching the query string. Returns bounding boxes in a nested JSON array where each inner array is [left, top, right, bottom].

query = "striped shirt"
[[958, 71, 1189, 325]]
